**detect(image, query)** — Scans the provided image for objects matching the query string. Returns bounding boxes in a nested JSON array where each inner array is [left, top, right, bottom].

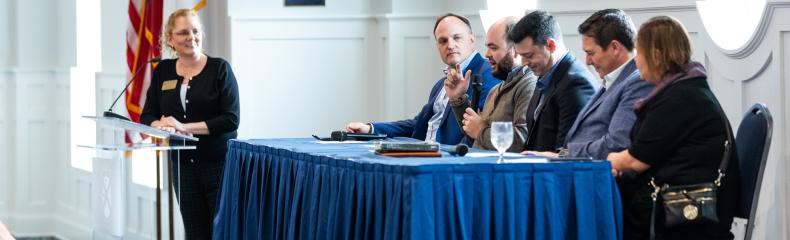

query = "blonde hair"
[[636, 16, 691, 81], [160, 9, 203, 58]]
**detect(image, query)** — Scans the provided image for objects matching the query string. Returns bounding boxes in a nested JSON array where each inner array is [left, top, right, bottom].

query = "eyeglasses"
[[173, 29, 200, 37]]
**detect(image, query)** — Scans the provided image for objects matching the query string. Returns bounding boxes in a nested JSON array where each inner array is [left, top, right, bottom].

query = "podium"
[[79, 116, 198, 240]]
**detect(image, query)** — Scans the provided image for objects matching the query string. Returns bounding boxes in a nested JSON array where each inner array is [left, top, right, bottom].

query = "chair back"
[[735, 103, 773, 239]]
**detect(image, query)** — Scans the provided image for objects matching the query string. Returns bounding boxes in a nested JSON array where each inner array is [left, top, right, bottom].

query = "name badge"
[[161, 80, 177, 91]]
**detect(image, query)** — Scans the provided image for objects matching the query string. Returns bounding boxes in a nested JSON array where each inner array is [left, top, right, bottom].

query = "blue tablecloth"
[[213, 138, 622, 240]]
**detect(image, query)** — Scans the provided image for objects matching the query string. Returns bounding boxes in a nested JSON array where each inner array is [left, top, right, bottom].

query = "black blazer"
[[140, 57, 240, 162], [524, 52, 596, 151]]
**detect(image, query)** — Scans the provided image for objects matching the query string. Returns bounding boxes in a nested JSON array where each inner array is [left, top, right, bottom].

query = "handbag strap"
[[647, 104, 733, 239], [648, 104, 733, 189], [714, 104, 734, 187], [649, 178, 660, 240]]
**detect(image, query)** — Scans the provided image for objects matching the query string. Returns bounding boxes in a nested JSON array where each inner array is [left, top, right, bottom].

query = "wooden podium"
[[80, 116, 197, 240]]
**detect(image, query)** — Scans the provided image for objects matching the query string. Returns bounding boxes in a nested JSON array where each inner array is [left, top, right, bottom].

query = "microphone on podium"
[[103, 58, 162, 121]]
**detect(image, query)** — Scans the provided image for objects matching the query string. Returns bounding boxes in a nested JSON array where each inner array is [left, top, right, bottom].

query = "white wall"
[[0, 0, 788, 239], [228, 0, 490, 138], [0, 0, 74, 237], [228, 0, 383, 139], [0, 0, 177, 239]]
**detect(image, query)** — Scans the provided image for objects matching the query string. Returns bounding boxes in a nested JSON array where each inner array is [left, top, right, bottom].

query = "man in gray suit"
[[523, 9, 653, 160]]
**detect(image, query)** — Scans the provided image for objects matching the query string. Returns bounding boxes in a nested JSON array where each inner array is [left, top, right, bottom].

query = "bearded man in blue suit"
[[346, 13, 499, 145]]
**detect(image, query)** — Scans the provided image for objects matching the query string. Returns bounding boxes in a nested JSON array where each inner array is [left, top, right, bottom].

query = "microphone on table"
[[330, 131, 387, 141], [103, 57, 162, 121], [443, 143, 469, 156]]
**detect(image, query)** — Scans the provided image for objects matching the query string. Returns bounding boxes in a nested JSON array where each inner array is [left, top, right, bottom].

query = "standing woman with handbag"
[[607, 16, 739, 239], [140, 9, 240, 239]]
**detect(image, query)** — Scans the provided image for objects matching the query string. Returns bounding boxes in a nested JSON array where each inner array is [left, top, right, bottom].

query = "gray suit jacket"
[[564, 59, 654, 160]]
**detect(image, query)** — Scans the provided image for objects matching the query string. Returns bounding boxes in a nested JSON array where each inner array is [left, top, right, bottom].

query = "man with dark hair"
[[524, 9, 653, 160], [509, 10, 597, 152], [346, 13, 499, 145], [445, 16, 538, 151]]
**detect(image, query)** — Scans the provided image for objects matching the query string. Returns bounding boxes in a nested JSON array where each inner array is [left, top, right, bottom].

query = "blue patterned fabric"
[[213, 138, 623, 240]]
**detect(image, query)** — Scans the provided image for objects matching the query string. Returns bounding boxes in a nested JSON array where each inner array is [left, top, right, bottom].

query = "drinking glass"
[[490, 121, 513, 162]]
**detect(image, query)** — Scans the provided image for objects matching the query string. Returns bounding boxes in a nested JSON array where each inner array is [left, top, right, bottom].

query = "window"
[[70, 0, 101, 171], [480, 0, 537, 33], [697, 0, 766, 51]]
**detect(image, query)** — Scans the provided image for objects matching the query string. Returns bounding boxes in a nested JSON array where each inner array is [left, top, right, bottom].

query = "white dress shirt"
[[425, 51, 478, 142]]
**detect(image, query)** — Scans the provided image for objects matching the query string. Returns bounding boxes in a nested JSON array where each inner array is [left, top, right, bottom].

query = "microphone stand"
[[103, 58, 161, 121]]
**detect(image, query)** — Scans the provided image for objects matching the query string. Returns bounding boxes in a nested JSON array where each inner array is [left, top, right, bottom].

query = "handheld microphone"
[[470, 74, 483, 111], [103, 57, 162, 121], [442, 144, 469, 156]]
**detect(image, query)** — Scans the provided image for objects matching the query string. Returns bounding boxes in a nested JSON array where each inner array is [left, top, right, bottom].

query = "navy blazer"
[[524, 52, 597, 151], [564, 59, 654, 160], [372, 53, 499, 145]]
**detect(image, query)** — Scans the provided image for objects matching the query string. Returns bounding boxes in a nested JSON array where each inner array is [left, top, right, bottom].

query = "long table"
[[213, 138, 622, 239]]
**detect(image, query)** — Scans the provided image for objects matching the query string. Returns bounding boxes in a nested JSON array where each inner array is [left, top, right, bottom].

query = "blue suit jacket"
[[372, 53, 499, 145], [564, 59, 654, 160]]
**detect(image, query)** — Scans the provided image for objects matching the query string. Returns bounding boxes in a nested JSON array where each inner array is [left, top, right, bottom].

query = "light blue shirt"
[[535, 50, 569, 94], [426, 51, 479, 142], [533, 50, 569, 121]]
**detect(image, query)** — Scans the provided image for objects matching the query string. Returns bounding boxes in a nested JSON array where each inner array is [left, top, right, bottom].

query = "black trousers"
[[172, 153, 225, 239]]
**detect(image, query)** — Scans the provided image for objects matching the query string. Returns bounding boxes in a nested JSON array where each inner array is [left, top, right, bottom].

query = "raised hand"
[[444, 63, 472, 100]]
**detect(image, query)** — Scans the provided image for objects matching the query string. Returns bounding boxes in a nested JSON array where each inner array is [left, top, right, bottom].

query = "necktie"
[[533, 92, 544, 121]]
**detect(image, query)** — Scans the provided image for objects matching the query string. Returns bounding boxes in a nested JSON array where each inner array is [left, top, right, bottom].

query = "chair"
[[734, 103, 773, 240]]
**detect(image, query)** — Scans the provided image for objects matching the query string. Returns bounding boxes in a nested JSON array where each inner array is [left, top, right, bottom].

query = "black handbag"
[[648, 107, 733, 238], [658, 181, 720, 226]]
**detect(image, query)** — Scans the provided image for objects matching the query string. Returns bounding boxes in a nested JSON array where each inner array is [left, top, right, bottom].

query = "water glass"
[[490, 121, 513, 162]]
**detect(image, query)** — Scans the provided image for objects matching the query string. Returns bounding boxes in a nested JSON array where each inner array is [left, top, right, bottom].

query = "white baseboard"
[[52, 215, 92, 240], [3, 214, 55, 238], [3, 212, 91, 240], [6, 213, 172, 240]]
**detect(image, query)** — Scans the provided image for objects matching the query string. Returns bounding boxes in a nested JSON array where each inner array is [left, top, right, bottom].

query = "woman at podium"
[[140, 8, 240, 239]]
